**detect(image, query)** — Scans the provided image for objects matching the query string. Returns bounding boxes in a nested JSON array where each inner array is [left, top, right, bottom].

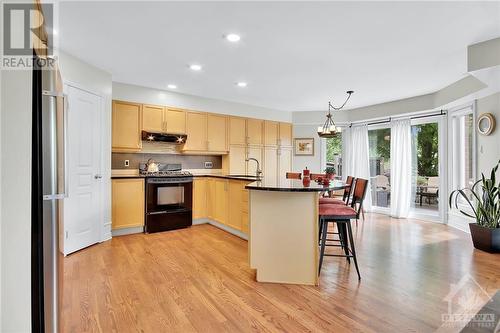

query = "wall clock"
[[477, 113, 496, 136]]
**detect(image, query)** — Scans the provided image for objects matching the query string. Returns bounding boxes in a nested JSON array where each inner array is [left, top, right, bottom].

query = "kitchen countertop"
[[246, 179, 346, 192], [110, 169, 258, 181]]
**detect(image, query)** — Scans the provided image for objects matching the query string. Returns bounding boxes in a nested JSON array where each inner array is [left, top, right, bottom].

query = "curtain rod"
[[349, 110, 446, 127]]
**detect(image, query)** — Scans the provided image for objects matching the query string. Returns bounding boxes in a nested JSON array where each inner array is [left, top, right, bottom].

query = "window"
[[449, 104, 475, 202], [368, 127, 391, 208], [326, 133, 342, 177]]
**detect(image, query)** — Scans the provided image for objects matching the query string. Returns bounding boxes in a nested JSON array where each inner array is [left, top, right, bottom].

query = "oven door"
[[146, 179, 193, 213]]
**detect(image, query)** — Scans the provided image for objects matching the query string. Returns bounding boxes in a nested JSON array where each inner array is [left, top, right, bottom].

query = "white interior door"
[[63, 86, 102, 254]]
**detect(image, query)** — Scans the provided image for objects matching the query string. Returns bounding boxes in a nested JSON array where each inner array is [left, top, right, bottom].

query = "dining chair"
[[317, 178, 369, 280], [319, 176, 355, 206], [285, 172, 302, 180], [310, 173, 327, 181]]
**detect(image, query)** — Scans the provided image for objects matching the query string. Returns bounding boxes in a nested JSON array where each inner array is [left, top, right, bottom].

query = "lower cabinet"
[[111, 178, 145, 230], [193, 177, 250, 236]]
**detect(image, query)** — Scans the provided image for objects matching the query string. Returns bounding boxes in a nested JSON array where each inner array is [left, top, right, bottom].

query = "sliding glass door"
[[410, 117, 445, 220], [368, 126, 391, 210]]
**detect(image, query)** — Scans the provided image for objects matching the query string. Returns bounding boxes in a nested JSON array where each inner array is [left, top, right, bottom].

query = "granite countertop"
[[110, 169, 258, 181], [246, 179, 346, 192]]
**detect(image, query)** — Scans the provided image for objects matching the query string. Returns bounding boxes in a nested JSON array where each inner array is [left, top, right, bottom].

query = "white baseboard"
[[447, 212, 472, 233], [112, 226, 144, 237]]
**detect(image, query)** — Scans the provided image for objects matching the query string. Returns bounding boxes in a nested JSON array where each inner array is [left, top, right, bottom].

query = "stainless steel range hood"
[[141, 131, 187, 144]]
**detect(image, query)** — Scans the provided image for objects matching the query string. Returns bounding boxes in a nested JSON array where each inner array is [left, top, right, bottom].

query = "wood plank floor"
[[60, 214, 500, 332]]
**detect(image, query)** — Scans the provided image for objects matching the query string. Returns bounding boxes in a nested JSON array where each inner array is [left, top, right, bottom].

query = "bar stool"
[[318, 178, 368, 280], [285, 172, 302, 180]]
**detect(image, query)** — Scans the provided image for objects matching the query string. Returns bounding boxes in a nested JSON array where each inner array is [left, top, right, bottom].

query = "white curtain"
[[390, 119, 412, 218], [344, 125, 372, 211]]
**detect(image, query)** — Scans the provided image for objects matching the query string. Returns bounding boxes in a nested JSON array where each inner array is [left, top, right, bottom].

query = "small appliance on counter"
[[140, 163, 193, 233]]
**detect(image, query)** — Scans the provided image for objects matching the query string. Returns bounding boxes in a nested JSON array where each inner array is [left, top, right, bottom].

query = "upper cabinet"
[[207, 114, 228, 152], [184, 111, 208, 151], [165, 108, 186, 134], [247, 118, 264, 145], [142, 104, 164, 133], [142, 105, 186, 134], [264, 121, 279, 146], [279, 122, 293, 147], [229, 117, 247, 145], [112, 101, 142, 152]]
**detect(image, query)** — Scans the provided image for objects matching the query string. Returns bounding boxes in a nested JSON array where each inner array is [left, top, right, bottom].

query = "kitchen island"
[[246, 179, 345, 286]]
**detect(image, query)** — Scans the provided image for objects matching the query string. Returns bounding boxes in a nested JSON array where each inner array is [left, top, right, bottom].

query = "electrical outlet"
[[124, 159, 130, 167], [204, 161, 213, 169]]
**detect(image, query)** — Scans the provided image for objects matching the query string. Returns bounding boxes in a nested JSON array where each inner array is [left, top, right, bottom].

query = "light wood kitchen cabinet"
[[278, 147, 293, 185], [207, 178, 216, 219], [264, 147, 278, 185], [207, 114, 228, 152], [247, 118, 264, 145], [193, 178, 207, 219], [112, 101, 142, 152], [213, 179, 228, 225], [227, 181, 243, 230], [279, 122, 293, 147], [111, 178, 144, 230], [229, 117, 247, 145], [264, 121, 279, 146], [165, 108, 186, 134], [228, 145, 247, 175], [142, 104, 164, 133], [184, 111, 208, 151]]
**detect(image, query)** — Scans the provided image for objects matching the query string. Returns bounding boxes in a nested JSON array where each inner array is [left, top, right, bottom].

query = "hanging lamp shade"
[[317, 91, 353, 138]]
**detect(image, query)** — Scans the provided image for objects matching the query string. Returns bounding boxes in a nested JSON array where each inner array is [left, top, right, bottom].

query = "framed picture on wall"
[[294, 138, 314, 156]]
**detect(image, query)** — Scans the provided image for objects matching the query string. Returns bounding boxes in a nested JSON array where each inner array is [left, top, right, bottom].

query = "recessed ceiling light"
[[167, 84, 177, 89], [225, 33, 241, 42], [236, 82, 247, 87], [189, 64, 202, 71]]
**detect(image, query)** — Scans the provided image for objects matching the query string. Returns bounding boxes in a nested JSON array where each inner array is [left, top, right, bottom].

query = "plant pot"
[[469, 223, 500, 253]]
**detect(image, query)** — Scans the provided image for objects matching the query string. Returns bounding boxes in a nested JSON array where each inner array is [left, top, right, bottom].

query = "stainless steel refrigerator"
[[32, 57, 65, 333]]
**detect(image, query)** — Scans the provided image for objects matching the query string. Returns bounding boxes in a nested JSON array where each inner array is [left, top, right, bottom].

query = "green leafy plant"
[[324, 166, 336, 175], [449, 160, 500, 229]]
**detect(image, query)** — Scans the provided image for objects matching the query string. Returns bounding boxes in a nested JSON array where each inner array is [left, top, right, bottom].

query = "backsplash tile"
[[112, 153, 222, 170]]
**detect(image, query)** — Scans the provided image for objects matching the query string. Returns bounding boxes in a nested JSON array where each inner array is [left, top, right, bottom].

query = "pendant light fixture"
[[317, 90, 354, 138]]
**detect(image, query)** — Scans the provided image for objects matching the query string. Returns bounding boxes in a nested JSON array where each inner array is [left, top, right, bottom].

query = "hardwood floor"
[[60, 214, 500, 332]]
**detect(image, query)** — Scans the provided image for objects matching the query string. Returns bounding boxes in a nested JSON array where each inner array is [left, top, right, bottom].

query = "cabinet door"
[[229, 145, 247, 175], [279, 122, 293, 147], [247, 118, 263, 145], [112, 101, 142, 151], [184, 112, 208, 151], [214, 179, 228, 225], [112, 179, 144, 229], [227, 181, 243, 231], [193, 178, 207, 219], [264, 147, 278, 185], [207, 178, 216, 219], [278, 147, 293, 185], [229, 117, 247, 145], [264, 121, 279, 146], [207, 114, 228, 152], [247, 146, 263, 176], [142, 104, 164, 133], [165, 108, 186, 134]]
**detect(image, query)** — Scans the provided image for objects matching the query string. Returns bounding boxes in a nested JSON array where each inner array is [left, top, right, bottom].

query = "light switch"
[[204, 161, 213, 169]]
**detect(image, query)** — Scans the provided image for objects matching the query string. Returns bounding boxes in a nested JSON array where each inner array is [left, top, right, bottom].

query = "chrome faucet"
[[246, 158, 263, 180]]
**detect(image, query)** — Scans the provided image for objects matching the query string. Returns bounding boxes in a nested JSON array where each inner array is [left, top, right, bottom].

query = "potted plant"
[[324, 166, 336, 180], [449, 160, 500, 253]]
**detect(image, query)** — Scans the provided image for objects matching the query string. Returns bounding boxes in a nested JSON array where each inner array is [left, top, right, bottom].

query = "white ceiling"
[[58, 1, 500, 112]]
